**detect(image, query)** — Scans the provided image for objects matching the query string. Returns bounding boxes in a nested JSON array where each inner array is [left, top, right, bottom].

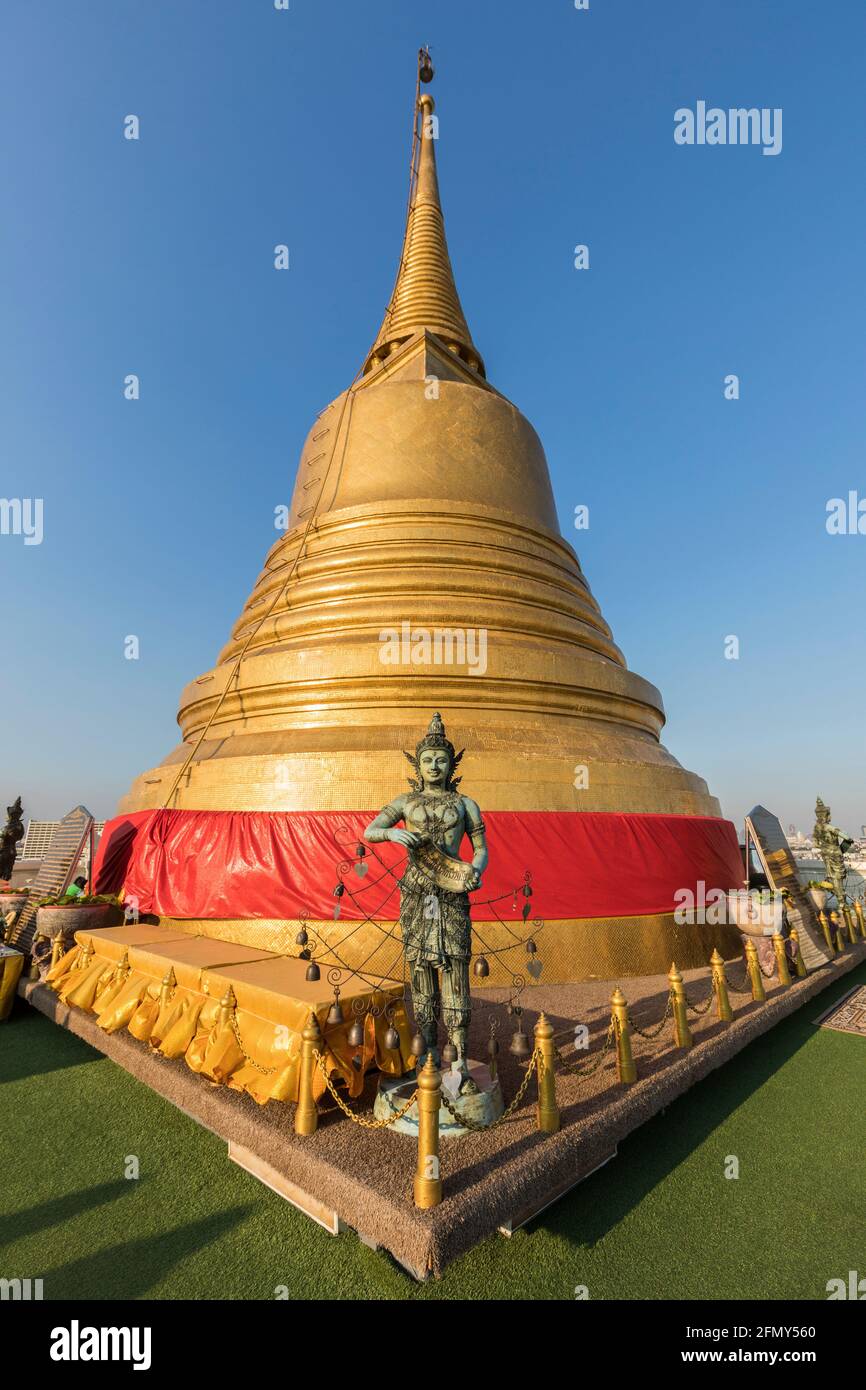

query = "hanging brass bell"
[[305, 961, 320, 982], [473, 955, 489, 978], [384, 1024, 400, 1051], [410, 1031, 426, 1057], [509, 1008, 531, 1057], [295, 927, 308, 946], [526, 939, 537, 955], [348, 1017, 364, 1047], [298, 948, 311, 962], [327, 997, 344, 1026], [441, 1040, 458, 1066]]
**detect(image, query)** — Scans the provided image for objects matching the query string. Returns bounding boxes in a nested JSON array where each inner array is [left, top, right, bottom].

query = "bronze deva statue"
[[813, 797, 853, 910], [365, 713, 488, 1094], [0, 797, 24, 881]]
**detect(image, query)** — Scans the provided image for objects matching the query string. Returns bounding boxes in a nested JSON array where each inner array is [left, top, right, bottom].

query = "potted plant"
[[0, 881, 31, 920], [35, 892, 124, 942], [726, 887, 785, 935], [804, 879, 832, 912]]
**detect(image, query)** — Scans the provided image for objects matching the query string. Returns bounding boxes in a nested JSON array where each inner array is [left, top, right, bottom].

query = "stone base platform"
[[19, 943, 866, 1280], [374, 1061, 504, 1137]]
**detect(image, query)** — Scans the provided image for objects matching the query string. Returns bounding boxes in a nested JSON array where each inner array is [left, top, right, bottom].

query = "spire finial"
[[364, 54, 484, 378]]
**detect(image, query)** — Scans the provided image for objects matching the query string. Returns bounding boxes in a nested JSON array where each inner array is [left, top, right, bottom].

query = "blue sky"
[[2, 0, 864, 836]]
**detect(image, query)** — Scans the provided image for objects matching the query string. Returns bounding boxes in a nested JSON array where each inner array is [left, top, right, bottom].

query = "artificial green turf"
[[2, 966, 864, 1300]]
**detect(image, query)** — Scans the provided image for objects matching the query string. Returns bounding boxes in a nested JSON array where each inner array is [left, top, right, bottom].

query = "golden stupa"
[[118, 63, 735, 979]]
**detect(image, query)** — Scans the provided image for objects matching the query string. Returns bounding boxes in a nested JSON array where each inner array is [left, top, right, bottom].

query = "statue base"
[[374, 1060, 504, 1138]]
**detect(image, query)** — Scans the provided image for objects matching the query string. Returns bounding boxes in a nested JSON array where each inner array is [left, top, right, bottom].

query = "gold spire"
[[364, 87, 484, 377]]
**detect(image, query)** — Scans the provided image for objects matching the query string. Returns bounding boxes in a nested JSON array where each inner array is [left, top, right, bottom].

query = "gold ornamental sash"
[[411, 840, 477, 893]]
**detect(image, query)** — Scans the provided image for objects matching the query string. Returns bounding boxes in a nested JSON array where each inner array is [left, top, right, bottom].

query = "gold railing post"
[[830, 911, 845, 953], [669, 963, 693, 1049], [843, 906, 858, 946], [49, 936, 65, 973], [294, 1011, 322, 1137], [818, 910, 835, 954], [159, 966, 176, 1008], [217, 984, 236, 1028], [534, 1013, 561, 1127], [414, 1053, 442, 1208], [744, 940, 765, 1002], [611, 988, 637, 1083], [789, 929, 807, 978], [772, 933, 791, 986], [710, 949, 733, 1023], [855, 900, 866, 941]]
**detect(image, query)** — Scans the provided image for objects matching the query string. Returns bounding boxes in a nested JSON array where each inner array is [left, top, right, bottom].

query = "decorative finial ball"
[[419, 93, 435, 117]]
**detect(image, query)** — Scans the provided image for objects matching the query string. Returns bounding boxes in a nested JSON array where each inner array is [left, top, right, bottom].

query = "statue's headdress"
[[403, 711, 464, 792]]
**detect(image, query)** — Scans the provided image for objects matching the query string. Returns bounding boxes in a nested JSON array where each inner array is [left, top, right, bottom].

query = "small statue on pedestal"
[[813, 797, 853, 910], [365, 712, 488, 1095]]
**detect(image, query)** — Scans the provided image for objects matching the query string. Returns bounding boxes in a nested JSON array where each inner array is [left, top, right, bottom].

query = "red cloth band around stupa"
[[92, 808, 744, 922]]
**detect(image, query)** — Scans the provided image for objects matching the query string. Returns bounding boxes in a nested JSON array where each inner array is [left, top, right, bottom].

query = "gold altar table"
[[46, 924, 412, 1103], [0, 944, 25, 1021]]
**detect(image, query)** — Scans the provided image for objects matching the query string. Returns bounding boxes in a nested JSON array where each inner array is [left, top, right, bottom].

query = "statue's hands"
[[466, 869, 482, 892], [388, 829, 422, 849]]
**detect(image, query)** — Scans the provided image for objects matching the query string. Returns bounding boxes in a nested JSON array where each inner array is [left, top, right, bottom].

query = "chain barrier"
[[229, 1013, 278, 1075], [686, 978, 716, 1016], [313, 1050, 419, 1129], [438, 1047, 541, 1132], [726, 961, 755, 996], [554, 1018, 615, 1077], [628, 989, 674, 1040]]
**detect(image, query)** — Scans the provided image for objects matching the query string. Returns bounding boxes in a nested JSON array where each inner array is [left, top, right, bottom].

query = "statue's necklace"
[[413, 791, 461, 844]]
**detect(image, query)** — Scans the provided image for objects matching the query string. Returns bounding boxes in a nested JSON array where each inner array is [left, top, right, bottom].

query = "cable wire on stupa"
[[162, 48, 453, 811]]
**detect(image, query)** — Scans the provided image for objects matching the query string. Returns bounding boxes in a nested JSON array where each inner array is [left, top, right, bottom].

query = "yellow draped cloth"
[[0, 944, 25, 1021], [47, 925, 412, 1104]]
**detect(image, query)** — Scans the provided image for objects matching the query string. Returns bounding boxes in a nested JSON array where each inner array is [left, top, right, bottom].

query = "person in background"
[[64, 876, 87, 900]]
